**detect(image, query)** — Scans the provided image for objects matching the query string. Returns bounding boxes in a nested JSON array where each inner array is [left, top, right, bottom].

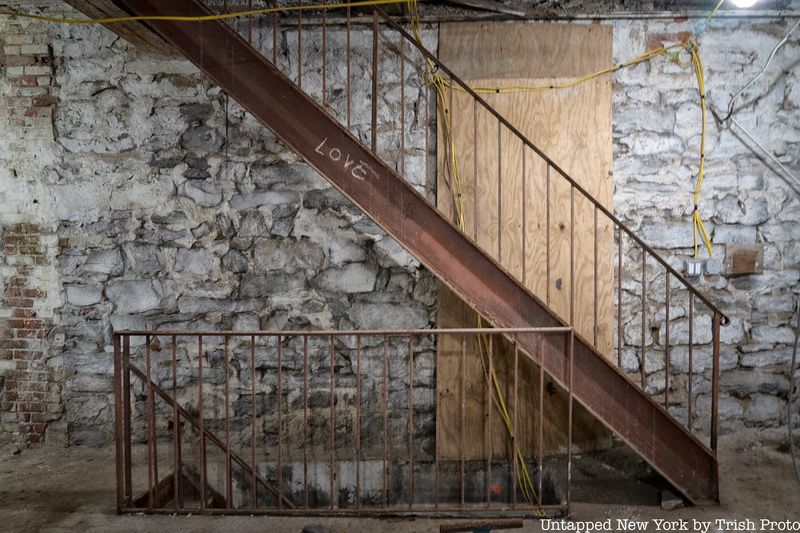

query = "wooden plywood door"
[[436, 22, 614, 460]]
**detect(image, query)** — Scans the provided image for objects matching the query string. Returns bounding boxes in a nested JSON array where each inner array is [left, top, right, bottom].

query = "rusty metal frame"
[[114, 327, 573, 517], [113, 0, 721, 504]]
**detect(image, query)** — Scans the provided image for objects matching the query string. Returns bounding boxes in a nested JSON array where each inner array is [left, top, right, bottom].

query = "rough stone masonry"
[[0, 1, 798, 453]]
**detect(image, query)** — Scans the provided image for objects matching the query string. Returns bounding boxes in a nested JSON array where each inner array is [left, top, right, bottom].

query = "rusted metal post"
[[546, 164, 551, 305], [688, 295, 694, 430], [303, 335, 309, 509], [199, 335, 206, 511], [484, 335, 492, 507], [512, 338, 519, 508], [408, 335, 414, 508], [711, 312, 720, 453], [566, 330, 574, 516], [251, 335, 257, 509], [460, 335, 466, 507], [641, 250, 647, 388], [594, 207, 599, 347], [172, 335, 181, 510], [123, 335, 132, 506], [617, 225, 623, 369], [537, 335, 544, 507], [277, 334, 284, 509], [329, 335, 336, 509], [434, 334, 440, 509], [146, 335, 155, 511], [356, 334, 362, 509], [371, 10, 378, 153], [383, 335, 389, 509], [665, 274, 670, 409], [113, 333, 124, 513], [224, 335, 232, 508]]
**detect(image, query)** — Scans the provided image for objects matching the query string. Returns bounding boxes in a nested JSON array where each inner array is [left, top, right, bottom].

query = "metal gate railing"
[[113, 327, 574, 516]]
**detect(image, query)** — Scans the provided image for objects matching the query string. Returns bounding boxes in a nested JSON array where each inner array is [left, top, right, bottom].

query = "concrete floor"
[[1, 428, 799, 532]]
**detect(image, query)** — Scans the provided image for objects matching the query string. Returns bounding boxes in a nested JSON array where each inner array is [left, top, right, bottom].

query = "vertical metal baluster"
[[486, 335, 493, 507], [460, 335, 466, 507], [123, 335, 132, 506], [356, 334, 362, 509], [172, 335, 181, 511], [346, 6, 351, 130], [277, 335, 283, 509], [371, 11, 378, 153], [329, 336, 335, 509], [711, 312, 721, 453], [199, 335, 206, 511], [303, 335, 309, 509], [296, 0, 302, 89], [271, 1, 277, 64], [224, 335, 231, 509], [434, 334, 440, 510], [641, 250, 647, 388], [497, 121, 502, 260], [617, 226, 623, 369], [546, 165, 551, 305], [665, 275, 671, 410], [570, 187, 575, 326], [247, 0, 252, 44], [383, 336, 389, 509], [473, 99, 478, 242], [424, 76, 430, 194], [251, 335, 257, 510], [537, 336, 544, 507], [113, 334, 124, 513], [322, 1, 327, 109], [567, 330, 574, 516], [407, 336, 414, 509], [594, 207, 599, 347], [512, 338, 519, 509], [400, 32, 405, 177], [688, 295, 694, 431], [522, 143, 527, 286], [146, 335, 155, 511]]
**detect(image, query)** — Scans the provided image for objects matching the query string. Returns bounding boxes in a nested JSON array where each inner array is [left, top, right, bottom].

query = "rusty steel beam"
[[114, 0, 718, 504]]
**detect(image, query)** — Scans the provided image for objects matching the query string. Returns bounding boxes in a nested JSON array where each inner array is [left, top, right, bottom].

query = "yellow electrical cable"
[[408, 0, 544, 511], [689, 40, 714, 258], [0, 0, 405, 24]]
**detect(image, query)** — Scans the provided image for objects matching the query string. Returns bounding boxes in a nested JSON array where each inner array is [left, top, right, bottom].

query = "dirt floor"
[[1, 428, 799, 533]]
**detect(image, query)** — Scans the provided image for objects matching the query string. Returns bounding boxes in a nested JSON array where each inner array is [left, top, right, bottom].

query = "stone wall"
[[0, 2, 798, 448]]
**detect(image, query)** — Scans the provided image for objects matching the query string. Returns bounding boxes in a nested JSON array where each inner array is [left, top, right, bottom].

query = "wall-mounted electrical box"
[[724, 243, 764, 277], [685, 259, 703, 277]]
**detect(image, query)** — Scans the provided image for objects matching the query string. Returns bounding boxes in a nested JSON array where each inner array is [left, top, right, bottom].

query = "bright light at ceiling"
[[729, 0, 759, 7]]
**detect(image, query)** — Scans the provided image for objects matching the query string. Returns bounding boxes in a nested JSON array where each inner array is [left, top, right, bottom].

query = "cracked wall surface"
[[0, 1, 798, 449]]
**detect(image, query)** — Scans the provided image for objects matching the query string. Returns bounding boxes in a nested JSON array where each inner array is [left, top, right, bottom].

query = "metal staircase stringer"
[[115, 0, 719, 504]]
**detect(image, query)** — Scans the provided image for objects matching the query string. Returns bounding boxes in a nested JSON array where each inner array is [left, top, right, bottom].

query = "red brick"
[[12, 309, 36, 318], [6, 298, 33, 308], [4, 287, 22, 298], [32, 95, 57, 107], [0, 339, 28, 349], [21, 289, 44, 299]]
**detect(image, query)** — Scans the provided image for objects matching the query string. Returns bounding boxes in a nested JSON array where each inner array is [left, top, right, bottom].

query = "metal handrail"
[[376, 8, 729, 326]]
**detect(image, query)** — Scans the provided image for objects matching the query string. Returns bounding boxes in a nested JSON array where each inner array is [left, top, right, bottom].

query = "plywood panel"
[[437, 22, 614, 460]]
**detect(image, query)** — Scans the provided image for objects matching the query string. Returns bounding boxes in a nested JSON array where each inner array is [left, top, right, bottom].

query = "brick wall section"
[[3, 22, 57, 133], [0, 224, 58, 445]]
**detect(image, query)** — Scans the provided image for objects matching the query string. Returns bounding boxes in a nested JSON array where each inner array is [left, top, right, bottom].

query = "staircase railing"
[[113, 328, 574, 515], [202, 3, 727, 451], [114, 0, 725, 502]]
